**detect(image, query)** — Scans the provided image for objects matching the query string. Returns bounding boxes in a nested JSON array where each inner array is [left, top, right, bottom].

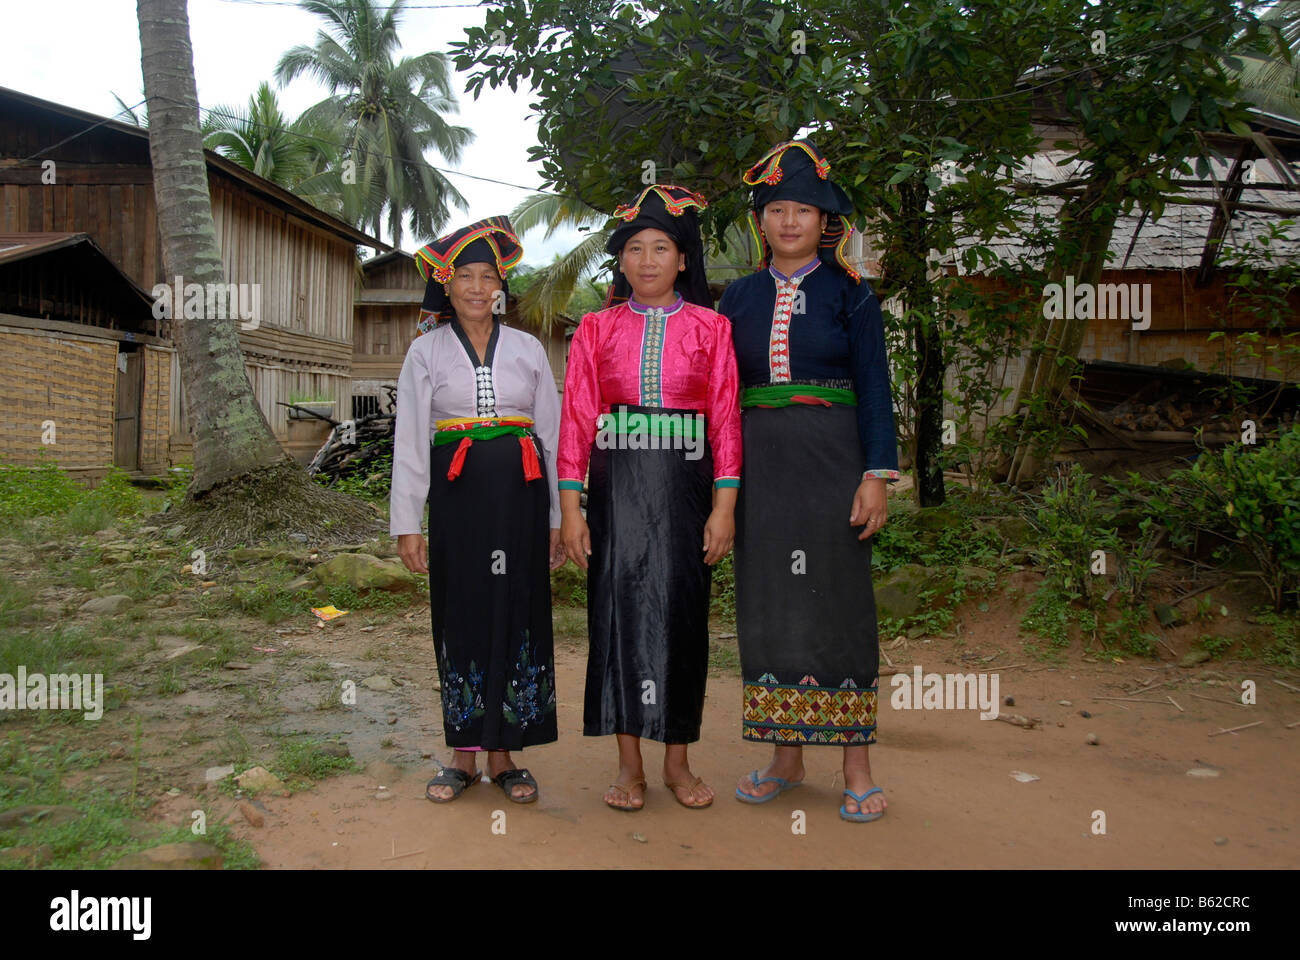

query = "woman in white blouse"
[[390, 216, 565, 806]]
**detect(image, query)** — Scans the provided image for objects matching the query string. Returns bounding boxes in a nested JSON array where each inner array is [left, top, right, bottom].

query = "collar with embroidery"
[[628, 295, 685, 317], [768, 259, 821, 284]]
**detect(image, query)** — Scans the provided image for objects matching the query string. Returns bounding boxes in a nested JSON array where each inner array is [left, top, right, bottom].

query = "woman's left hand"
[[850, 477, 888, 541], [548, 528, 565, 570], [702, 509, 735, 565]]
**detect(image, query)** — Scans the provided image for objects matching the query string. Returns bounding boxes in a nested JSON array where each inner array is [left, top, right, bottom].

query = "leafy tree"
[[454, 0, 1047, 503]]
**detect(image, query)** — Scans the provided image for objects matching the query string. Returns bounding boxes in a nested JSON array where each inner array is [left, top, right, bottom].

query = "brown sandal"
[[664, 776, 714, 809], [604, 777, 647, 811]]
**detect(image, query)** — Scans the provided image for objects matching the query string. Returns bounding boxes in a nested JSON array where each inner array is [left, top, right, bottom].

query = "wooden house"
[[827, 110, 1300, 469], [0, 86, 387, 473], [0, 232, 170, 474]]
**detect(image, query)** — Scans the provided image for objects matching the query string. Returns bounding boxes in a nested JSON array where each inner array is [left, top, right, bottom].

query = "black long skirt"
[[583, 405, 713, 743], [427, 433, 557, 750], [734, 402, 880, 745]]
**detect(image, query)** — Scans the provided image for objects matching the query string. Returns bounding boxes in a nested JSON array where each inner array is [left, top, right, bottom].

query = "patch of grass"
[[0, 576, 38, 631], [1251, 610, 1300, 668], [273, 738, 355, 782], [708, 633, 740, 674], [324, 583, 418, 615], [1020, 582, 1075, 650], [304, 661, 335, 682], [315, 683, 345, 711], [1098, 606, 1156, 658], [1198, 633, 1235, 660], [219, 725, 253, 766], [0, 454, 83, 527], [155, 668, 186, 697], [550, 564, 588, 608], [710, 554, 735, 621], [0, 623, 98, 677], [0, 734, 258, 869], [116, 563, 186, 603], [228, 562, 310, 624]]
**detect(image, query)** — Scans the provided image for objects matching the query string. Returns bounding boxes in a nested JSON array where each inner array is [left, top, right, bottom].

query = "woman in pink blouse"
[[558, 185, 742, 811], [391, 216, 565, 806]]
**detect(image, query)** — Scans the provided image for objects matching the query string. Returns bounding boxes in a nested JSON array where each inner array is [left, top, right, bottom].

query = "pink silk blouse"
[[557, 297, 742, 488]]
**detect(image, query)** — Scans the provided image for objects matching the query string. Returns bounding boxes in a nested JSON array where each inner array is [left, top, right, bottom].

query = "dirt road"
[[227, 611, 1299, 869]]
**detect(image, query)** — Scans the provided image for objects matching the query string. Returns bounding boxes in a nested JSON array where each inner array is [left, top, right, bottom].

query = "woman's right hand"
[[560, 511, 592, 570], [397, 533, 428, 574]]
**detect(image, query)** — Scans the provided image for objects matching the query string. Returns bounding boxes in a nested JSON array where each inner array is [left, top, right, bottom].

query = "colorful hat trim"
[[743, 141, 832, 187], [414, 216, 523, 285], [612, 184, 708, 222]]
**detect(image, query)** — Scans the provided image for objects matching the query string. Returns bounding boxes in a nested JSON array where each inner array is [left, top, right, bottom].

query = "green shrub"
[[1132, 424, 1300, 610], [0, 454, 82, 525]]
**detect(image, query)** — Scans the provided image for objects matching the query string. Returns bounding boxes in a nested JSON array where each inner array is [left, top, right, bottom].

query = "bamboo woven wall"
[[140, 345, 171, 472], [0, 327, 115, 468]]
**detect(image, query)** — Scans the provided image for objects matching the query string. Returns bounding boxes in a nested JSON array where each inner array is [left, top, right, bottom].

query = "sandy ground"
[[221, 605, 1300, 869]]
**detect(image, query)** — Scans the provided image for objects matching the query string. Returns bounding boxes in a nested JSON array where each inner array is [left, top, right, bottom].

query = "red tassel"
[[519, 435, 541, 482], [446, 436, 472, 480], [790, 394, 832, 407]]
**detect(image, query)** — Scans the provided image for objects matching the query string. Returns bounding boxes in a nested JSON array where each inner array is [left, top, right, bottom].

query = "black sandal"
[[426, 766, 479, 803], [491, 767, 538, 804]]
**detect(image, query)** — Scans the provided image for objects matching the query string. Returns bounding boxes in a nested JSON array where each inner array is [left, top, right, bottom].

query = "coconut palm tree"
[[1230, 2, 1300, 120], [275, 0, 472, 246], [508, 192, 608, 332], [201, 81, 360, 217]]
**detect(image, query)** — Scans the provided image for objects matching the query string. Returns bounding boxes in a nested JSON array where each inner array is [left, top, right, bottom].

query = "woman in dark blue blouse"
[[718, 139, 900, 822]]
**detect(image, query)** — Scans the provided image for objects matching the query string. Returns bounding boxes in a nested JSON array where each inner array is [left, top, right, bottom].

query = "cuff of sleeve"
[[714, 477, 740, 489], [558, 479, 584, 491], [862, 469, 901, 482]]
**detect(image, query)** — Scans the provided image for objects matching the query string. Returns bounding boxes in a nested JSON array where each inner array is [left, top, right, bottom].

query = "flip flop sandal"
[[605, 778, 647, 812], [735, 769, 804, 804], [664, 776, 714, 809], [840, 786, 885, 823], [426, 766, 479, 803], [491, 767, 539, 804]]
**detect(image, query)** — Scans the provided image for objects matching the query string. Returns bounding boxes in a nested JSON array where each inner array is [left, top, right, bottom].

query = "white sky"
[[0, 0, 584, 266]]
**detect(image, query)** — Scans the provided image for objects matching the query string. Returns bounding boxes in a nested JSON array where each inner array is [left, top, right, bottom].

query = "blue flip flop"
[[840, 786, 885, 822], [735, 769, 803, 804]]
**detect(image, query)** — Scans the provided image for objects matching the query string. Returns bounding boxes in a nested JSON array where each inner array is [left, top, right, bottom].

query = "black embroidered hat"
[[743, 140, 859, 281], [603, 184, 713, 309], [414, 216, 523, 332]]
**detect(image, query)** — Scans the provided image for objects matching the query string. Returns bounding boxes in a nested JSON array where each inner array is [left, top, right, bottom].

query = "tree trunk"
[[1004, 175, 1119, 486], [136, 0, 379, 549], [896, 179, 946, 506], [137, 0, 290, 493]]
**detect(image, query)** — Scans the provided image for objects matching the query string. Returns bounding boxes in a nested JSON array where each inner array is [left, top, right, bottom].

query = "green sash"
[[740, 384, 857, 408]]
